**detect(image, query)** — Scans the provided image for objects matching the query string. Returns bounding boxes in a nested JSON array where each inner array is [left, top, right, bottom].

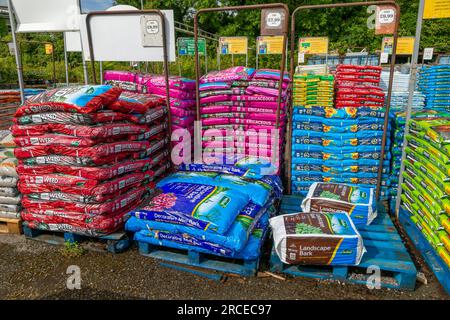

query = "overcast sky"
[[0, 0, 116, 12]]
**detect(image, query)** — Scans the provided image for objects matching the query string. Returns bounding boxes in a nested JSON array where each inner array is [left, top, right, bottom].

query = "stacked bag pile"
[[0, 130, 20, 219], [417, 65, 450, 111], [126, 160, 283, 262], [199, 67, 290, 172], [292, 74, 334, 107], [334, 65, 384, 108], [0, 90, 21, 130], [11, 85, 171, 236], [104, 70, 196, 151], [401, 116, 450, 268], [290, 65, 391, 199]]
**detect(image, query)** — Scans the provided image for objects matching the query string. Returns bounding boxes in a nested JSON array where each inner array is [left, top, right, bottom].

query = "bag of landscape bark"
[[301, 182, 377, 226], [270, 212, 365, 265]]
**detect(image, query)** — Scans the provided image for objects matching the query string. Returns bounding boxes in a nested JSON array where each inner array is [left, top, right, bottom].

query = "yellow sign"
[[219, 37, 248, 55], [45, 44, 53, 55], [423, 0, 450, 19], [257, 36, 284, 55], [382, 37, 415, 55], [298, 37, 329, 55]]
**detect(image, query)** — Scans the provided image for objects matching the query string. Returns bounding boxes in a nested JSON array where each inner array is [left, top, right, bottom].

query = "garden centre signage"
[[423, 0, 450, 19], [219, 37, 248, 55], [260, 8, 287, 36], [177, 37, 206, 56], [257, 36, 284, 55], [375, 5, 397, 35], [298, 37, 329, 55], [382, 37, 415, 55]]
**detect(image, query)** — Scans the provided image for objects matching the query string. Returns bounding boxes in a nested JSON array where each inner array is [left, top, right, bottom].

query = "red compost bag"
[[126, 106, 167, 124], [109, 91, 164, 114], [14, 134, 106, 148], [49, 123, 149, 138], [21, 209, 130, 236], [22, 186, 147, 215], [16, 85, 122, 116], [14, 110, 132, 126], [15, 141, 150, 159], [19, 152, 135, 167], [11, 124, 50, 136], [16, 150, 169, 180]]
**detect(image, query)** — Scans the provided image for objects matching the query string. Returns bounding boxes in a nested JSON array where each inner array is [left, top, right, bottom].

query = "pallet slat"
[[22, 224, 131, 254], [0, 217, 22, 235]]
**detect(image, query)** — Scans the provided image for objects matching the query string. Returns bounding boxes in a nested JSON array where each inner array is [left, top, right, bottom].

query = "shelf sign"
[[298, 37, 329, 55], [257, 36, 284, 55], [219, 37, 248, 55], [423, 0, 450, 19], [177, 37, 206, 56]]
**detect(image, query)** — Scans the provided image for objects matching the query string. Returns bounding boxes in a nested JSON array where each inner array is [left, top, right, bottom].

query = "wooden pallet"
[[22, 223, 132, 254], [0, 217, 22, 235], [137, 241, 261, 277], [399, 208, 450, 295], [270, 196, 417, 291]]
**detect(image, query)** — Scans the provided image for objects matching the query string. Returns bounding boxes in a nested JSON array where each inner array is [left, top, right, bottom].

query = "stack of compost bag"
[[104, 70, 196, 145], [291, 106, 391, 199], [388, 109, 445, 208], [11, 85, 170, 236], [0, 130, 20, 219], [292, 74, 334, 107], [334, 65, 384, 108], [126, 159, 283, 261], [291, 64, 391, 198], [401, 116, 450, 268], [417, 65, 450, 110], [380, 70, 411, 92], [199, 67, 290, 173]]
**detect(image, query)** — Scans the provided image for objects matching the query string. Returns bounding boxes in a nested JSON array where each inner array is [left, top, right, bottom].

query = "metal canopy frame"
[[85, 9, 172, 153], [193, 3, 289, 164], [287, 1, 401, 201]]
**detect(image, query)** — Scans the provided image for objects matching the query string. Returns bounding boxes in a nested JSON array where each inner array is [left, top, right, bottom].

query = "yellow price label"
[[257, 36, 284, 55], [298, 37, 329, 55], [219, 37, 248, 55], [423, 0, 450, 19], [45, 44, 53, 55], [382, 37, 415, 55]]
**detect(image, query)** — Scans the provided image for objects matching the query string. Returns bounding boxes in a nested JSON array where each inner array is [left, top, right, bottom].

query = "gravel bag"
[[16, 85, 121, 116], [270, 212, 365, 265], [0, 176, 18, 187], [301, 182, 377, 226]]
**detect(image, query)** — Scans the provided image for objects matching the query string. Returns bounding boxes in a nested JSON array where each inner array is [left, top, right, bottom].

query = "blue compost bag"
[[133, 213, 270, 260], [130, 181, 250, 234], [158, 171, 274, 206], [126, 200, 271, 252], [293, 106, 386, 119]]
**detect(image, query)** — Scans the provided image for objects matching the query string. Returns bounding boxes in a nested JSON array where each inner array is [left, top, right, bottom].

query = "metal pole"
[[205, 50, 208, 74], [63, 33, 70, 86], [217, 46, 221, 70], [232, 53, 234, 67], [395, 0, 425, 217], [51, 43, 56, 87], [99, 61, 103, 84], [7, 0, 25, 103]]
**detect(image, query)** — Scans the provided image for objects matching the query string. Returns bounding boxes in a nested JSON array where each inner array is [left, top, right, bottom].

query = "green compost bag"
[[406, 140, 450, 177], [406, 149, 449, 183], [404, 204, 442, 248], [406, 134, 450, 165], [404, 160, 448, 199], [402, 171, 450, 215], [404, 148, 450, 194], [401, 184, 442, 231], [409, 127, 450, 157]]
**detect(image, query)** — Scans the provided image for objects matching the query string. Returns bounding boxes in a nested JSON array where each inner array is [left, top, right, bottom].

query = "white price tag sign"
[[423, 48, 434, 60], [298, 52, 305, 64], [380, 52, 389, 63]]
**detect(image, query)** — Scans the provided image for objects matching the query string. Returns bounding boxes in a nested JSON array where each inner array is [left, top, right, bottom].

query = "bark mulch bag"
[[270, 211, 365, 265], [301, 182, 377, 226], [16, 85, 122, 116]]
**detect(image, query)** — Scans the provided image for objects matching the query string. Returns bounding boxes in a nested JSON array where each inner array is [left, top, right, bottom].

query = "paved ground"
[[0, 233, 448, 300]]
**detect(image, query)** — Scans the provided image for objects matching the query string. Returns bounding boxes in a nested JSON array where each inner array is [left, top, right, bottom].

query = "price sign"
[[260, 9, 287, 36], [423, 48, 434, 60]]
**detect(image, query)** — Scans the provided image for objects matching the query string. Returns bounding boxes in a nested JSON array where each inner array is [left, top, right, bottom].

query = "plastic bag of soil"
[[270, 211, 365, 265], [301, 182, 377, 226]]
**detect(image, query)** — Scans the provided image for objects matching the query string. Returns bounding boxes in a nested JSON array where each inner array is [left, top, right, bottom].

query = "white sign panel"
[[423, 48, 434, 60], [64, 31, 82, 52], [80, 9, 176, 62], [12, 0, 80, 32], [380, 52, 389, 64]]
